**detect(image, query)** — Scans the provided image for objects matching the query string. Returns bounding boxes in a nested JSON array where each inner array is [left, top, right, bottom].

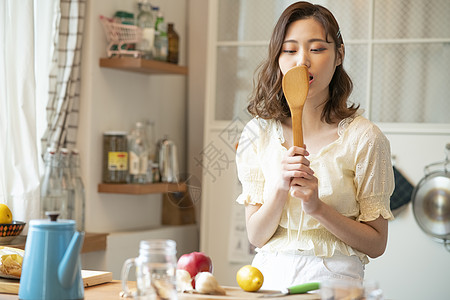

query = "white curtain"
[[0, 0, 63, 226], [0, 0, 39, 225]]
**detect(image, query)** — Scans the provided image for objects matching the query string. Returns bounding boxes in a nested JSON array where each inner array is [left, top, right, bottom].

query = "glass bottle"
[[40, 148, 64, 219], [153, 7, 162, 31], [60, 148, 75, 220], [167, 23, 179, 64], [121, 239, 178, 299], [153, 10, 168, 61], [151, 5, 160, 23], [145, 120, 156, 183], [128, 122, 149, 184], [71, 149, 86, 232], [136, 0, 155, 59]]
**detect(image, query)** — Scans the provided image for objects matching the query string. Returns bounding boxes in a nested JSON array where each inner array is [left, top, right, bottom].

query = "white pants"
[[252, 251, 364, 290]]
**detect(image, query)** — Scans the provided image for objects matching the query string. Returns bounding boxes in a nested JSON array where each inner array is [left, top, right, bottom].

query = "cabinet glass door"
[[211, 0, 450, 125]]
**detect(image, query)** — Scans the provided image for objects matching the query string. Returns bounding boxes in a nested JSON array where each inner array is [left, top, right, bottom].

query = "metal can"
[[102, 132, 128, 183]]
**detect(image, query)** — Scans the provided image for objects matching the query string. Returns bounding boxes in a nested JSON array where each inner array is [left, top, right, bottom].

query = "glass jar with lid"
[[102, 132, 128, 183]]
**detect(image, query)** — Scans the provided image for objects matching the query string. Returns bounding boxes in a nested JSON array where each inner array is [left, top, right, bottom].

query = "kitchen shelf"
[[6, 232, 108, 253], [98, 182, 187, 195], [99, 57, 188, 75]]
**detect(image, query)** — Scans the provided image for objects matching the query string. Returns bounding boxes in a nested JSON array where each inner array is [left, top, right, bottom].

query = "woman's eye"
[[311, 48, 326, 52], [282, 49, 296, 54]]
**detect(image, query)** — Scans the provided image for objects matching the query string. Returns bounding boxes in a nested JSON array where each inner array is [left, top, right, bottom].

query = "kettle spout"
[[58, 231, 85, 289]]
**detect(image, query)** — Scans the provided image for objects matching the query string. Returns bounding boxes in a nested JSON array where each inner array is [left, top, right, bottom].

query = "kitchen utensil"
[[260, 282, 320, 297], [180, 286, 320, 299], [412, 143, 450, 252], [157, 137, 179, 183], [18, 213, 85, 300], [282, 65, 309, 147], [121, 239, 178, 299]]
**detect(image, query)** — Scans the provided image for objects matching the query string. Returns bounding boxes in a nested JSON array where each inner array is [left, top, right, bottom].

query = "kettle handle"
[[121, 257, 136, 297]]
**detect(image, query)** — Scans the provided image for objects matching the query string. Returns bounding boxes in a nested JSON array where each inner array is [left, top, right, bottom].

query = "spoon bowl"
[[282, 66, 309, 147]]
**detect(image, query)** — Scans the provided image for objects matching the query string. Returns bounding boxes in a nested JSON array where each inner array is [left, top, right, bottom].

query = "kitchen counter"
[[0, 281, 320, 299], [0, 281, 131, 300]]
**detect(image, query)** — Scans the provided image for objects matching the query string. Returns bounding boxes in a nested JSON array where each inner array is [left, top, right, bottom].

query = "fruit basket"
[[0, 221, 26, 245], [99, 15, 142, 58]]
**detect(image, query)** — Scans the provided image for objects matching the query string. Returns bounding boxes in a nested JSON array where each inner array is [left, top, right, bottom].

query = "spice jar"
[[102, 132, 128, 183]]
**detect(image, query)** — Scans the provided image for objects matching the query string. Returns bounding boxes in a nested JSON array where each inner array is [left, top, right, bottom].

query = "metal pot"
[[412, 143, 450, 252], [157, 137, 179, 183]]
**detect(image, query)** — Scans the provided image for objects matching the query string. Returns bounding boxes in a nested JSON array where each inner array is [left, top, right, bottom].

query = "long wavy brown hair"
[[248, 2, 358, 123]]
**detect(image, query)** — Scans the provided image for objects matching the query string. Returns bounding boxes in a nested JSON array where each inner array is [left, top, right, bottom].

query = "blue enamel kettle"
[[19, 213, 85, 300]]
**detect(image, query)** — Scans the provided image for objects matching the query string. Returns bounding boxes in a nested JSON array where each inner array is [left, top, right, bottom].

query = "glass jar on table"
[[121, 239, 178, 300]]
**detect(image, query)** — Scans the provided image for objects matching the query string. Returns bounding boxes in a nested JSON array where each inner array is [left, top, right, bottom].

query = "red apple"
[[177, 252, 213, 288]]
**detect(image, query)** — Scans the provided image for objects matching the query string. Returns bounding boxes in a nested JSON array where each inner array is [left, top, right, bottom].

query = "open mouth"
[[309, 73, 314, 84]]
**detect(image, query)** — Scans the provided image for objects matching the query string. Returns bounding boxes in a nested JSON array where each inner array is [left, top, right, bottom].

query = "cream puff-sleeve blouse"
[[235, 113, 395, 264]]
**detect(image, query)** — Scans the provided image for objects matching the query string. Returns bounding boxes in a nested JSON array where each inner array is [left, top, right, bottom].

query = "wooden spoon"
[[282, 66, 309, 147]]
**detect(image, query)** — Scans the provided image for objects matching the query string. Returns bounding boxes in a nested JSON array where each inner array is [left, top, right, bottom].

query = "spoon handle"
[[292, 107, 303, 147]]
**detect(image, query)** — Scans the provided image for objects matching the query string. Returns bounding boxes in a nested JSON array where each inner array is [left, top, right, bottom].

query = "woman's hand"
[[280, 146, 312, 188], [245, 145, 314, 248], [285, 146, 321, 214], [280, 147, 389, 258]]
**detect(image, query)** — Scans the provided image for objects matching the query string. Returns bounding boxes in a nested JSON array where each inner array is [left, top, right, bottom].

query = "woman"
[[236, 2, 394, 289]]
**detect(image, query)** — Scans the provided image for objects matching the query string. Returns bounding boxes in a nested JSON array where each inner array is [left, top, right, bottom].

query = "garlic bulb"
[[176, 269, 194, 292], [195, 272, 226, 295]]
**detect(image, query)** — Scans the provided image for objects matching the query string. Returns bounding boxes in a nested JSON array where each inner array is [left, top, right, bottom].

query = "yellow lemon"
[[0, 204, 12, 224], [236, 265, 264, 292]]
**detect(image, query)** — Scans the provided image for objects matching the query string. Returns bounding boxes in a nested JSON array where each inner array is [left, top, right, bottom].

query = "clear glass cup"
[[364, 280, 384, 300], [121, 239, 178, 300], [320, 278, 364, 300]]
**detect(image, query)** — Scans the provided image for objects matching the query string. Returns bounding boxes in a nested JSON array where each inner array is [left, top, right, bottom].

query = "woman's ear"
[[336, 44, 344, 66]]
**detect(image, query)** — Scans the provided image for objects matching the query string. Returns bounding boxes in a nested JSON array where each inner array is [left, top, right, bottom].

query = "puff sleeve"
[[354, 124, 395, 221], [235, 119, 265, 205]]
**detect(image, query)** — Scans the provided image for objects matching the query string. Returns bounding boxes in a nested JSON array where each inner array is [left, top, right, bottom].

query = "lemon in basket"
[[0, 204, 12, 224]]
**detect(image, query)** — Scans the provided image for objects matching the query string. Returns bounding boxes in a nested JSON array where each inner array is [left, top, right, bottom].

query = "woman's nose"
[[296, 51, 310, 68]]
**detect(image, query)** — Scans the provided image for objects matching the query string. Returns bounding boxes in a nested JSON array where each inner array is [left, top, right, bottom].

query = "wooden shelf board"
[[97, 182, 187, 195], [99, 57, 188, 75], [5, 232, 108, 253]]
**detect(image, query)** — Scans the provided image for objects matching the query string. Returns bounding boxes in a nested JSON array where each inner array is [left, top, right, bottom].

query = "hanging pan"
[[412, 143, 450, 252]]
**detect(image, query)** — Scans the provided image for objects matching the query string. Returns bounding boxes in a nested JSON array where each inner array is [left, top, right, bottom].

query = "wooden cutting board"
[[0, 270, 112, 295], [179, 287, 320, 300]]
